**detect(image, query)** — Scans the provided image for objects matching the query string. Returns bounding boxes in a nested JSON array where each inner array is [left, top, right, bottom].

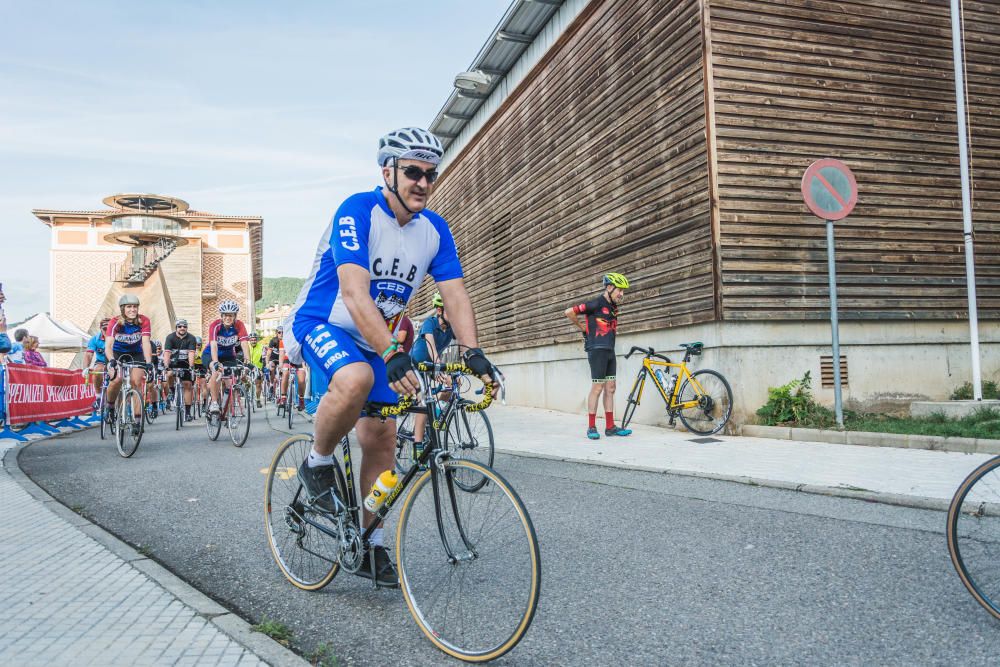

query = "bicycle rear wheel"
[[264, 434, 345, 590], [116, 389, 143, 458], [397, 459, 541, 662], [99, 392, 109, 440], [948, 456, 1000, 620], [228, 385, 251, 447], [443, 407, 494, 492], [175, 383, 184, 430], [286, 377, 296, 430], [676, 369, 733, 436], [621, 369, 646, 429]]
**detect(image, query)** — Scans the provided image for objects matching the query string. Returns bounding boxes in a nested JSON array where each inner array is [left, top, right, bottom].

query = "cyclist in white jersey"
[[284, 127, 496, 586]]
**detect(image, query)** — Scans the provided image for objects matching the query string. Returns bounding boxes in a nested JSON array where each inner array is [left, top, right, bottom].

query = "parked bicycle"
[[205, 365, 251, 447], [263, 363, 540, 662], [394, 361, 504, 492], [621, 342, 733, 435], [947, 457, 1000, 620]]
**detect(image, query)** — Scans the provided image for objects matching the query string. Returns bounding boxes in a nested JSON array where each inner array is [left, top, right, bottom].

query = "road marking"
[[261, 466, 297, 480]]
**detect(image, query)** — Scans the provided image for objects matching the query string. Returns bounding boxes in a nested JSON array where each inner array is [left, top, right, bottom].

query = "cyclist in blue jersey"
[[284, 127, 497, 586], [204, 300, 253, 415], [83, 317, 111, 399]]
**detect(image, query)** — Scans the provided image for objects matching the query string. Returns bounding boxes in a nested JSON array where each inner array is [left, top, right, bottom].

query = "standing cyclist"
[[203, 300, 252, 416], [284, 126, 496, 587], [564, 273, 633, 440]]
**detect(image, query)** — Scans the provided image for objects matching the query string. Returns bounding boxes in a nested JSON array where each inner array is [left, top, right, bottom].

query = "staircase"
[[110, 238, 179, 284]]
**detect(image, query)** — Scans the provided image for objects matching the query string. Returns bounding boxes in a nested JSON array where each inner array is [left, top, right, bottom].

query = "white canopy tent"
[[15, 313, 89, 353]]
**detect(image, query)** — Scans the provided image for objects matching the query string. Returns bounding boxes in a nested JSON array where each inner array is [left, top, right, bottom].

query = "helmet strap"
[[385, 157, 418, 216]]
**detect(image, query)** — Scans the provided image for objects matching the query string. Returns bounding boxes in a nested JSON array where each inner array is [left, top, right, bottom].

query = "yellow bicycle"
[[621, 342, 733, 435]]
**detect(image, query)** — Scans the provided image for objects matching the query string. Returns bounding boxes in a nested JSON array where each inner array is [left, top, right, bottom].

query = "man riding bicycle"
[[164, 319, 198, 421], [284, 126, 496, 587], [203, 300, 253, 416], [564, 273, 633, 440]]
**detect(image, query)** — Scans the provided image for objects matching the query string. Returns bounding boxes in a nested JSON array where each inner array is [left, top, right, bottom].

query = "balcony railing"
[[110, 238, 178, 284]]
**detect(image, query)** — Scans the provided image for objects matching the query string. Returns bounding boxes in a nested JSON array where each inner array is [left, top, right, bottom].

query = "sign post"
[[801, 159, 858, 429]]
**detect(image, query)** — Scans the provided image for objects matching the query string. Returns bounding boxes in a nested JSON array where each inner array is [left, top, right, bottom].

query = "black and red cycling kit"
[[573, 294, 619, 382]]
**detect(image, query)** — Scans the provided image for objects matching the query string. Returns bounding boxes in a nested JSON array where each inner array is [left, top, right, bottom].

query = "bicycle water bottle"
[[363, 470, 399, 513], [654, 369, 669, 388]]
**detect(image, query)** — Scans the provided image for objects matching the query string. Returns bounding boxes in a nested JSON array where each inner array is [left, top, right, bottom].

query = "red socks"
[[588, 413, 597, 428], [605, 412, 615, 428]]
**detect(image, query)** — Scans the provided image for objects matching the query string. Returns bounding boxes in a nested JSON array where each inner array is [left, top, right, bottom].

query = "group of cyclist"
[[82, 295, 310, 433]]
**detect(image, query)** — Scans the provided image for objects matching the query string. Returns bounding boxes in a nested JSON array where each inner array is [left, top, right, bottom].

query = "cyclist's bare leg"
[[107, 373, 123, 405], [587, 382, 605, 414], [131, 367, 145, 415], [312, 362, 371, 457], [602, 379, 616, 412], [208, 369, 222, 403], [91, 363, 105, 394], [355, 415, 395, 530]]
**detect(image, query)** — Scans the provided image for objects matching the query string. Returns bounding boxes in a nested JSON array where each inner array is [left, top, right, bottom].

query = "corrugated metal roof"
[[429, 0, 565, 150]]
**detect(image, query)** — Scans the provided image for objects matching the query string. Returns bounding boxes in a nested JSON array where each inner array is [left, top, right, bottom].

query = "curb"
[[741, 424, 1000, 455], [495, 447, 952, 513], [3, 433, 309, 667]]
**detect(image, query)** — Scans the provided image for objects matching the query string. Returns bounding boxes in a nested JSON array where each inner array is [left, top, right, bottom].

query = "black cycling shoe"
[[354, 545, 399, 588], [296, 460, 339, 512]]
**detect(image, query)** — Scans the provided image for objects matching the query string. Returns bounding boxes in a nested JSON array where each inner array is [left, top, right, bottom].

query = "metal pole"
[[950, 0, 983, 401], [826, 220, 844, 428]]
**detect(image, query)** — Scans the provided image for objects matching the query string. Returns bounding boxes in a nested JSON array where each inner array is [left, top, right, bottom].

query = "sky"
[[0, 0, 513, 323]]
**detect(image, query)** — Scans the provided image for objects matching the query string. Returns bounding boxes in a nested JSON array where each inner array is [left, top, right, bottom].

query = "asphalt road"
[[18, 406, 1000, 666]]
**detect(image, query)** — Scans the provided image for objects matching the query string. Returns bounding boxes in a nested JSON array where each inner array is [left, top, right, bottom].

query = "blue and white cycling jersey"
[[285, 187, 463, 364]]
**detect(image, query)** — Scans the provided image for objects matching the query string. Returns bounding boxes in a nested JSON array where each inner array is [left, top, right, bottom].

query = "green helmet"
[[432, 292, 444, 307], [603, 273, 630, 289]]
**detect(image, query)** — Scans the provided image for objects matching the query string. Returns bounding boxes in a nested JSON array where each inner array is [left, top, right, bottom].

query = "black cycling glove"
[[462, 348, 494, 380], [385, 352, 415, 384]]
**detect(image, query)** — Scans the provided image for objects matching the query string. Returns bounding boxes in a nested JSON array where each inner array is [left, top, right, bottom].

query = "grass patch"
[[844, 408, 1000, 440], [70, 504, 86, 515], [310, 642, 339, 667], [252, 616, 293, 646], [951, 380, 1000, 400]]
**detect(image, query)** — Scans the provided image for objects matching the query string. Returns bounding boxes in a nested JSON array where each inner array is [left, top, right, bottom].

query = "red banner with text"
[[4, 364, 96, 425]]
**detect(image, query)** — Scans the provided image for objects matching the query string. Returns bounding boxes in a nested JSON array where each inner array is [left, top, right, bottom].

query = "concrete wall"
[[487, 320, 1000, 430]]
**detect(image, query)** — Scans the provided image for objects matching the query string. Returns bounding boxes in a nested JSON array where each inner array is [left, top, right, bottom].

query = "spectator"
[[22, 335, 47, 367], [7, 328, 28, 364], [397, 311, 415, 354], [0, 314, 11, 363]]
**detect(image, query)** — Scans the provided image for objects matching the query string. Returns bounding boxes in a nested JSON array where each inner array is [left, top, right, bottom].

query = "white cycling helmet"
[[377, 127, 443, 167], [219, 299, 240, 314]]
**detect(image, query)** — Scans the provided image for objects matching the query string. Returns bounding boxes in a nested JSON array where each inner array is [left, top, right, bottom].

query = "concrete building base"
[[489, 320, 1000, 430], [910, 400, 1000, 418]]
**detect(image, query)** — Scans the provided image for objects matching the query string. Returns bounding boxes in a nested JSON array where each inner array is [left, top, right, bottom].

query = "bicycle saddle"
[[679, 342, 704, 354]]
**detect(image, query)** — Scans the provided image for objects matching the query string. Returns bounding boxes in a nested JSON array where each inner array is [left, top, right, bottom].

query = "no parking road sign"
[[801, 159, 857, 221]]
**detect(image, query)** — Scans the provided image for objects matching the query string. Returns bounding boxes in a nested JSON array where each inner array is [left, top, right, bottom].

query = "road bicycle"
[[621, 342, 733, 435], [395, 362, 503, 493], [95, 370, 115, 440], [947, 456, 1000, 620], [277, 363, 303, 430], [205, 365, 251, 447], [261, 364, 276, 404], [264, 363, 540, 662], [111, 358, 149, 458], [170, 366, 194, 430]]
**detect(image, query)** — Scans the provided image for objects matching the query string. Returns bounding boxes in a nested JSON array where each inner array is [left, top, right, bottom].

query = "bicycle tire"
[[286, 376, 296, 430], [443, 407, 494, 493], [622, 369, 646, 429], [264, 434, 346, 590], [206, 395, 223, 441], [228, 385, 251, 447], [99, 392, 108, 440], [396, 459, 541, 662], [175, 382, 184, 430], [394, 411, 418, 474], [676, 369, 733, 436], [116, 389, 143, 458], [948, 456, 1000, 620]]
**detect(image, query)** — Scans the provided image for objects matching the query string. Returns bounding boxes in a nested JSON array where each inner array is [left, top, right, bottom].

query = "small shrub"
[[756, 372, 835, 426], [252, 616, 293, 646], [950, 380, 1000, 400]]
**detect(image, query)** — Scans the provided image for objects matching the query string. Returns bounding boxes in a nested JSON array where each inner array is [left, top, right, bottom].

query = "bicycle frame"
[[627, 348, 709, 412]]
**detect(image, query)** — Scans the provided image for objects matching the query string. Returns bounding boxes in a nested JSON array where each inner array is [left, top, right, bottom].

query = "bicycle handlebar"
[[366, 362, 495, 418], [624, 346, 671, 363]]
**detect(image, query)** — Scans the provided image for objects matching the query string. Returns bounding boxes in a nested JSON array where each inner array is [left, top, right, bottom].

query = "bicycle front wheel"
[[443, 407, 494, 492], [116, 389, 144, 458], [228, 386, 251, 447], [175, 384, 184, 430], [264, 434, 345, 590], [948, 456, 1000, 620], [394, 411, 418, 474], [99, 394, 109, 440], [397, 459, 541, 662], [206, 404, 223, 441], [622, 369, 646, 429], [676, 369, 733, 436]]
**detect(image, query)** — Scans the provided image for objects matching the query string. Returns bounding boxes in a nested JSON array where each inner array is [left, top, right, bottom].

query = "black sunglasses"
[[398, 164, 439, 184]]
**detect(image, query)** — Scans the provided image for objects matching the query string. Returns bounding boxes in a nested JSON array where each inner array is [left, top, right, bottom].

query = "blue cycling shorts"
[[293, 319, 396, 405]]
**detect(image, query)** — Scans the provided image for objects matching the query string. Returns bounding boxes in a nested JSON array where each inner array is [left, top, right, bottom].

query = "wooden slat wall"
[[709, 0, 1000, 320], [424, 0, 715, 352]]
